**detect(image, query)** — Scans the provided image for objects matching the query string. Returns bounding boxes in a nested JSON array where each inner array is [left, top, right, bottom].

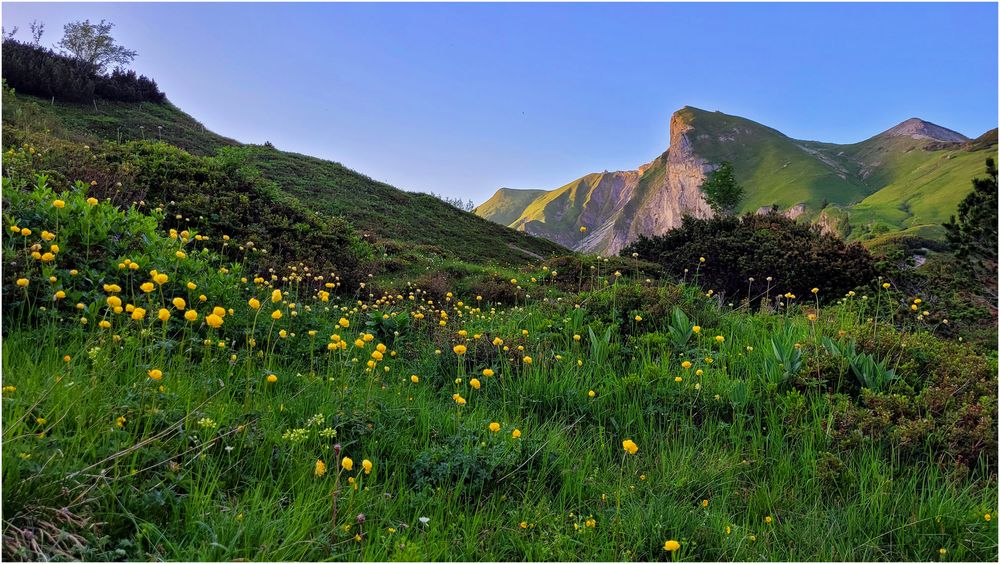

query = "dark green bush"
[[622, 212, 877, 304]]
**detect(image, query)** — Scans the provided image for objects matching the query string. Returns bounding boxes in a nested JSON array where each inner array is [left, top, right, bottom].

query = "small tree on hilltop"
[[700, 161, 744, 215], [57, 19, 136, 74]]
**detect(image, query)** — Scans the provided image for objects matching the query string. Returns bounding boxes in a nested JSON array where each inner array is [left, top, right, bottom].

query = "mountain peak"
[[881, 118, 968, 143]]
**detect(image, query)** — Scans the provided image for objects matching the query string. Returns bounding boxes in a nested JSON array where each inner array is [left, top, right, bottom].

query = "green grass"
[[2, 90, 567, 267], [2, 178, 997, 561]]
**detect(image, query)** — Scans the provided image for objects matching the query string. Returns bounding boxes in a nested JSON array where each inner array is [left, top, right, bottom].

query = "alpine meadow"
[[1, 4, 997, 563]]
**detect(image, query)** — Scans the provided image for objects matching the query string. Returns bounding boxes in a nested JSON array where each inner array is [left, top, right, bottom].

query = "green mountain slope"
[[478, 106, 998, 253], [2, 90, 566, 265]]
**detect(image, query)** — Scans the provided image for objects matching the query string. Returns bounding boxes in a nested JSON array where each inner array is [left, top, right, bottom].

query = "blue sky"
[[4, 2, 997, 203]]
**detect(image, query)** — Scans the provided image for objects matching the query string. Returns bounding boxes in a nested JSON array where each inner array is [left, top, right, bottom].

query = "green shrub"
[[622, 212, 878, 305]]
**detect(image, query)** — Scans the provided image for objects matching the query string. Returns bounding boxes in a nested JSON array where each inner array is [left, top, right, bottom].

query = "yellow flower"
[[266, 374, 277, 383], [158, 308, 171, 322], [99, 320, 112, 329], [140, 282, 155, 293], [579, 226, 587, 233], [362, 459, 373, 474], [489, 422, 501, 432], [410, 375, 419, 383], [315, 459, 327, 477], [622, 439, 638, 455], [765, 515, 773, 524], [271, 309, 283, 320], [148, 369, 163, 381], [512, 428, 521, 439], [16, 278, 29, 287], [154, 273, 168, 285], [663, 540, 680, 552], [185, 310, 199, 322], [248, 297, 261, 310], [674, 376, 682, 383], [86, 197, 99, 206], [175, 250, 186, 260], [172, 297, 186, 310], [338, 317, 350, 328], [52, 199, 65, 208], [452, 394, 466, 406], [342, 457, 354, 471], [470, 378, 481, 390], [715, 335, 725, 343], [453, 344, 467, 355], [681, 360, 692, 369], [588, 390, 595, 398], [701, 499, 709, 508], [882, 282, 891, 289], [522, 356, 532, 365], [131, 307, 147, 321], [482, 368, 494, 377], [271, 289, 282, 302], [206, 313, 223, 328], [634, 315, 642, 322]]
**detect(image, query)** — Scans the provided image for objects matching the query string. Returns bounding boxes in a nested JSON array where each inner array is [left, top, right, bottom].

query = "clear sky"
[[3, 2, 997, 203]]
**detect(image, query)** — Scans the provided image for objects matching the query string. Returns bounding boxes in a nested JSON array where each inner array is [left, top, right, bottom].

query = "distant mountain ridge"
[[476, 106, 998, 254]]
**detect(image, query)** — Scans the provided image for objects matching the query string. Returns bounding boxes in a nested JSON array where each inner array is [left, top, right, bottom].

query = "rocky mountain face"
[[476, 107, 997, 254]]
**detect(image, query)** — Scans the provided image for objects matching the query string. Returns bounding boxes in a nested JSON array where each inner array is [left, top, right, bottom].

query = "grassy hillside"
[[676, 107, 870, 212], [3, 178, 996, 561], [474, 187, 548, 226], [839, 134, 998, 240], [1, 90, 566, 266]]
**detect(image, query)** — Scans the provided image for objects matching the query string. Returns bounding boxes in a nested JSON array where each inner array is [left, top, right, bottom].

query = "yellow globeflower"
[[184, 310, 198, 322], [341, 457, 354, 471], [410, 375, 419, 383], [489, 422, 501, 432], [315, 459, 327, 477], [52, 199, 65, 208], [522, 356, 532, 364], [16, 278, 29, 287], [271, 309, 283, 320], [622, 439, 638, 455], [266, 374, 278, 383], [362, 459, 373, 474], [248, 297, 261, 310], [271, 289, 282, 302], [469, 378, 481, 390], [663, 540, 680, 552], [140, 282, 155, 293], [172, 297, 186, 310], [131, 307, 146, 321], [206, 313, 223, 328], [453, 344, 467, 355], [86, 197, 99, 206], [482, 368, 494, 377], [147, 369, 163, 381], [512, 428, 521, 439], [158, 308, 171, 322], [338, 317, 350, 328]]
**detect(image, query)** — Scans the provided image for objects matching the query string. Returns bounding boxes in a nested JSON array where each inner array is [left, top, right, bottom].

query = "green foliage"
[[822, 337, 899, 392], [623, 212, 878, 305], [2, 38, 163, 103], [699, 161, 744, 215], [665, 306, 695, 355], [945, 158, 998, 273], [768, 327, 803, 390]]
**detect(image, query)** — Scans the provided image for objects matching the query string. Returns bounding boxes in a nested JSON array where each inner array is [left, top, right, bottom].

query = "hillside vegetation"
[[2, 175, 997, 561], [1, 87, 566, 267]]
